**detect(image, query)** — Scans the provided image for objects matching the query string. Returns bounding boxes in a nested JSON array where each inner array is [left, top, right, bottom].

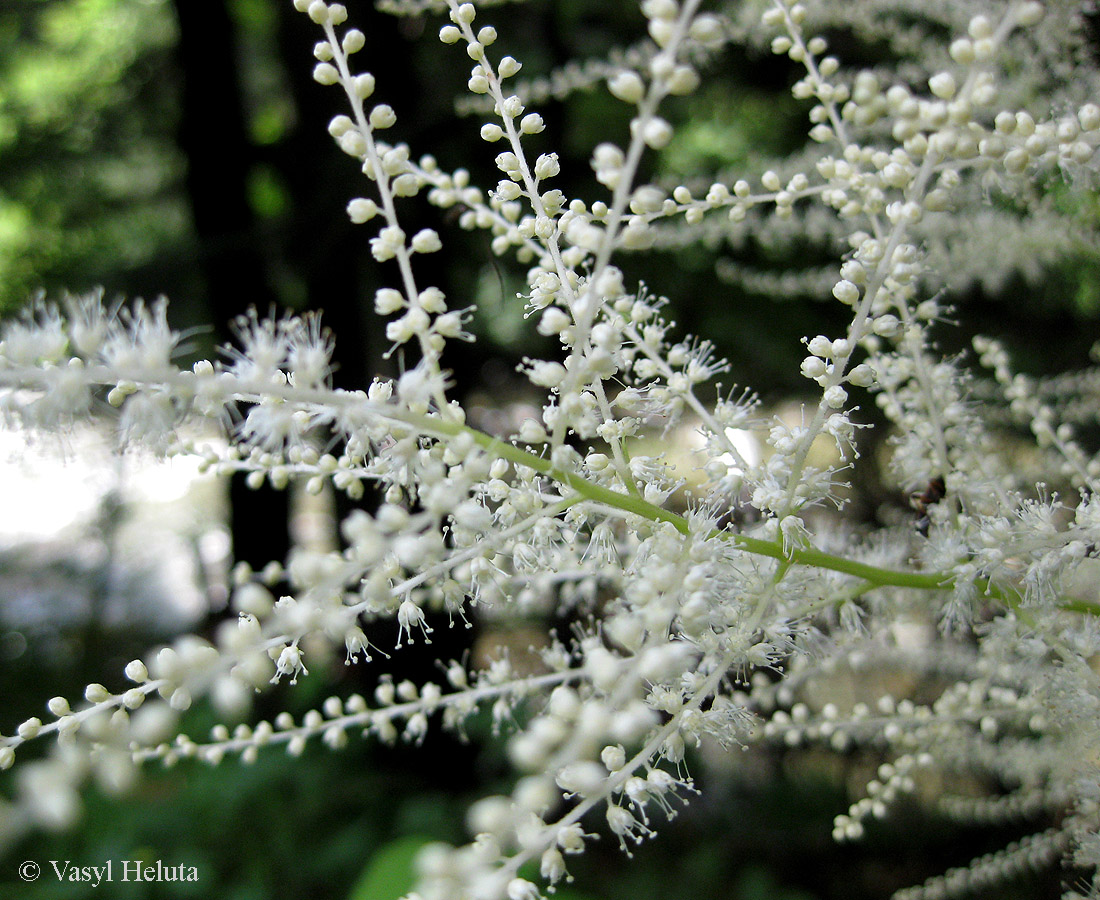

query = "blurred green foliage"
[[0, 0, 187, 313], [0, 662, 476, 899], [348, 835, 435, 900]]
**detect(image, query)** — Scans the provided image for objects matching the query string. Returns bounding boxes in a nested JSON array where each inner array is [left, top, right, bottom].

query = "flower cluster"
[[2, 1, 1100, 898]]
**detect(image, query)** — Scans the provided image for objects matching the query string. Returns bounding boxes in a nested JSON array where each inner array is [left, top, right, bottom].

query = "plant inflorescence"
[[2, 1, 1100, 897]]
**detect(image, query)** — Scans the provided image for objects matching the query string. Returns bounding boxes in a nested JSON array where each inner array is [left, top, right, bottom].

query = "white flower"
[[272, 644, 309, 685], [396, 599, 432, 647], [286, 314, 334, 387]]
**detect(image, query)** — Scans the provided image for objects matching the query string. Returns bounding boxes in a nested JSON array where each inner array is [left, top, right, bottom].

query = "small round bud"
[[48, 696, 71, 717], [353, 73, 376, 99], [85, 683, 111, 703], [1079, 104, 1100, 133], [520, 113, 545, 134], [667, 65, 700, 95], [949, 38, 975, 65], [641, 117, 673, 149], [609, 71, 646, 104], [342, 30, 365, 54], [534, 153, 561, 180], [347, 198, 379, 223], [928, 72, 956, 100], [801, 356, 827, 379], [689, 13, 724, 46], [762, 8, 785, 27], [369, 105, 397, 130], [480, 123, 504, 142], [832, 279, 860, 305], [601, 744, 627, 771], [451, 3, 475, 25], [824, 385, 848, 409], [847, 364, 876, 387], [312, 62, 339, 85], [411, 229, 443, 254]]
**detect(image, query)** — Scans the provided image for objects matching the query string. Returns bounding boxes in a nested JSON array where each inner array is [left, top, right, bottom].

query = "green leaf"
[[347, 837, 603, 900], [346, 835, 434, 900]]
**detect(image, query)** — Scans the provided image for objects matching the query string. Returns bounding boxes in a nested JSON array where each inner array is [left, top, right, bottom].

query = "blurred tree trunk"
[[171, 0, 290, 574], [270, 5, 434, 395], [170, 1, 423, 575], [271, 3, 381, 393]]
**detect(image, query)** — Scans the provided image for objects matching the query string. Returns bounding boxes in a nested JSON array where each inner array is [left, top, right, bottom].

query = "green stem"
[[405, 413, 1089, 615]]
